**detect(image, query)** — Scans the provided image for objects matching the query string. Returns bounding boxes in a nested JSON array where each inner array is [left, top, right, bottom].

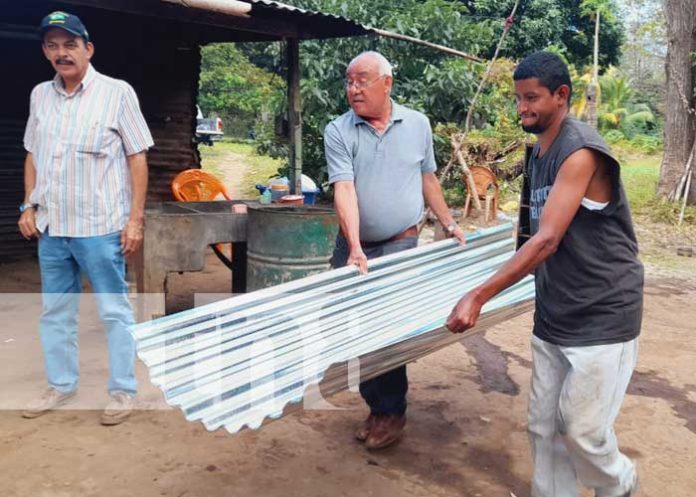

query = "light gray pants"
[[528, 335, 638, 497]]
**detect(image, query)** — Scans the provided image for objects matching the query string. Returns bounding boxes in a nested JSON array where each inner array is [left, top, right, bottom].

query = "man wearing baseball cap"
[[19, 11, 154, 425]]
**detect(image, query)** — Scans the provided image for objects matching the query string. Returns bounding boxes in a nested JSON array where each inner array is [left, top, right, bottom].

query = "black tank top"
[[528, 117, 644, 346]]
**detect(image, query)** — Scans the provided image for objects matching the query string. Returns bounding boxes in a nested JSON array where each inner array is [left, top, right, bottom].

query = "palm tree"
[[598, 68, 655, 135], [580, 0, 618, 128], [569, 66, 593, 119]]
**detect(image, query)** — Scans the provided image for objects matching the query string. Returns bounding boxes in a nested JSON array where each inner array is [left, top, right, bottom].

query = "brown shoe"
[[100, 391, 134, 426], [355, 413, 378, 442], [22, 388, 77, 419], [365, 414, 406, 450]]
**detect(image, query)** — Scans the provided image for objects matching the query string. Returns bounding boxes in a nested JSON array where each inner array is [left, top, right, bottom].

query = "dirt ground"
[[1, 220, 695, 497]]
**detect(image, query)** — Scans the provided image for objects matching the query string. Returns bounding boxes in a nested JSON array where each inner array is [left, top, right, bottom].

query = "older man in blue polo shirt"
[[325, 51, 465, 450]]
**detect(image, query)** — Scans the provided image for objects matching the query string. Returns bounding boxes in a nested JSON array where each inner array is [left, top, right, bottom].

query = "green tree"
[[198, 44, 284, 138], [598, 70, 633, 129], [468, 0, 624, 67], [243, 0, 489, 183], [597, 68, 655, 136], [577, 0, 620, 127], [618, 0, 665, 115], [238, 0, 626, 184], [659, 0, 696, 203]]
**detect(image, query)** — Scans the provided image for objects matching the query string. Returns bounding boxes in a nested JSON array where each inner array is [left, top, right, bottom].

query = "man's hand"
[[446, 291, 483, 333], [121, 218, 144, 256], [447, 225, 467, 245], [347, 247, 368, 274], [18, 209, 39, 240]]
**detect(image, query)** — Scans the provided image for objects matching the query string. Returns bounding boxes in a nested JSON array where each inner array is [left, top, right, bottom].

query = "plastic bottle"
[[260, 189, 272, 204]]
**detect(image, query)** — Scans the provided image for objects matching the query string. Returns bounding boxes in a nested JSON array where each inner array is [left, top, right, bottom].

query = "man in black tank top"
[[447, 52, 642, 497]]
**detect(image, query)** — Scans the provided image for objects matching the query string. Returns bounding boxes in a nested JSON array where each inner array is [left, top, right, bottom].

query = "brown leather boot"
[[354, 413, 378, 442], [365, 414, 406, 450]]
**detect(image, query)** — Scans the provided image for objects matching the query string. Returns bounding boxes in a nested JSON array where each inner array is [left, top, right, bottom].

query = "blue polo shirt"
[[324, 102, 437, 242]]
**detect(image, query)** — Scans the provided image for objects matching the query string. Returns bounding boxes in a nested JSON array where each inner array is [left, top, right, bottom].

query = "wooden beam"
[[161, 0, 251, 18], [59, 0, 298, 38], [286, 37, 302, 196], [371, 28, 483, 63]]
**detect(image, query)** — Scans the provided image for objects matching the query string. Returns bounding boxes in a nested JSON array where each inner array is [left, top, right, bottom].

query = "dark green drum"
[[246, 205, 339, 291]]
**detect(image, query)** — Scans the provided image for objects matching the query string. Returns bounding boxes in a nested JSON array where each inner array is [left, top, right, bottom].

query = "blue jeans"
[[331, 234, 418, 416], [38, 231, 137, 395]]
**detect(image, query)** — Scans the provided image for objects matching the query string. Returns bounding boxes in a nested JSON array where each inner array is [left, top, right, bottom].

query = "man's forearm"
[[422, 173, 454, 227], [24, 153, 36, 203], [127, 152, 148, 221], [333, 182, 361, 250], [473, 231, 558, 303]]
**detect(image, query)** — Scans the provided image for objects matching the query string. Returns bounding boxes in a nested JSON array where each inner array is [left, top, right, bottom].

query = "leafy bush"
[[621, 111, 657, 138], [603, 132, 663, 156], [603, 129, 626, 144]]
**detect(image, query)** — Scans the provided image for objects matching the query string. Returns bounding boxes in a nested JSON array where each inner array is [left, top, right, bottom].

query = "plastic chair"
[[463, 165, 499, 222], [171, 169, 232, 202], [171, 169, 234, 264]]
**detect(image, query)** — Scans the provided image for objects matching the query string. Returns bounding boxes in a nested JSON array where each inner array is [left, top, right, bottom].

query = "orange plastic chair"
[[171, 169, 234, 263], [463, 165, 499, 222], [171, 169, 232, 202]]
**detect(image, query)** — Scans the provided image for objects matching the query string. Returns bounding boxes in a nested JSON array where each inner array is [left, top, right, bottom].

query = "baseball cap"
[[39, 11, 90, 42]]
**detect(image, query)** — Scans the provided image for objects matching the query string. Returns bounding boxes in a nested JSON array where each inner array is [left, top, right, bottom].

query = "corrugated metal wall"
[[110, 44, 203, 201], [0, 3, 202, 259], [0, 119, 30, 258], [0, 17, 50, 259]]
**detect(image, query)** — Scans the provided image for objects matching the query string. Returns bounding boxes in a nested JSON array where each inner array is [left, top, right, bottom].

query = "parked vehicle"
[[196, 105, 223, 145]]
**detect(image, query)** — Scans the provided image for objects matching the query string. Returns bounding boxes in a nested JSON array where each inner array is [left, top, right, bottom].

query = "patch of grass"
[[622, 155, 696, 225], [198, 140, 234, 178], [621, 156, 661, 211], [606, 137, 663, 157], [198, 139, 284, 198], [234, 142, 284, 198]]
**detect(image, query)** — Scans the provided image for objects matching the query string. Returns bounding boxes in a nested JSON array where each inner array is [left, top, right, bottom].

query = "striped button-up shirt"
[[23, 64, 154, 237]]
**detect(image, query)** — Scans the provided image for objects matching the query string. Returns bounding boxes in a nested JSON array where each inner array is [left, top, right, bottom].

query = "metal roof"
[[39, 0, 370, 41], [243, 0, 374, 38], [249, 0, 370, 31], [212, 0, 372, 39], [131, 224, 535, 434]]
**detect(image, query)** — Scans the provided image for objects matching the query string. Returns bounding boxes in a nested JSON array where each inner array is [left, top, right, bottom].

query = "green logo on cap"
[[48, 11, 69, 24], [49, 11, 69, 21]]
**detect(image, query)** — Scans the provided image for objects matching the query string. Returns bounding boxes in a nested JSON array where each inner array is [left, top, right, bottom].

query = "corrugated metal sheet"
[[32, 0, 370, 42], [137, 45, 202, 201], [247, 0, 371, 39], [0, 11, 49, 260], [132, 224, 535, 434]]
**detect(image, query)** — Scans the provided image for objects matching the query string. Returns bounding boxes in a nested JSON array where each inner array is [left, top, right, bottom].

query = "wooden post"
[[286, 38, 302, 195]]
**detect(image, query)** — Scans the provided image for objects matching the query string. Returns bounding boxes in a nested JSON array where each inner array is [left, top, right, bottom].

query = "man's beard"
[[521, 122, 547, 134]]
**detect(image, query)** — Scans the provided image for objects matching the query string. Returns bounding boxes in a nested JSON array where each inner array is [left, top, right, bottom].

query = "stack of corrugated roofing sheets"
[[131, 223, 534, 433]]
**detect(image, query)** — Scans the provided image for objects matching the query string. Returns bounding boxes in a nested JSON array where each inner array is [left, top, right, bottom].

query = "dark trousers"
[[330, 234, 418, 416]]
